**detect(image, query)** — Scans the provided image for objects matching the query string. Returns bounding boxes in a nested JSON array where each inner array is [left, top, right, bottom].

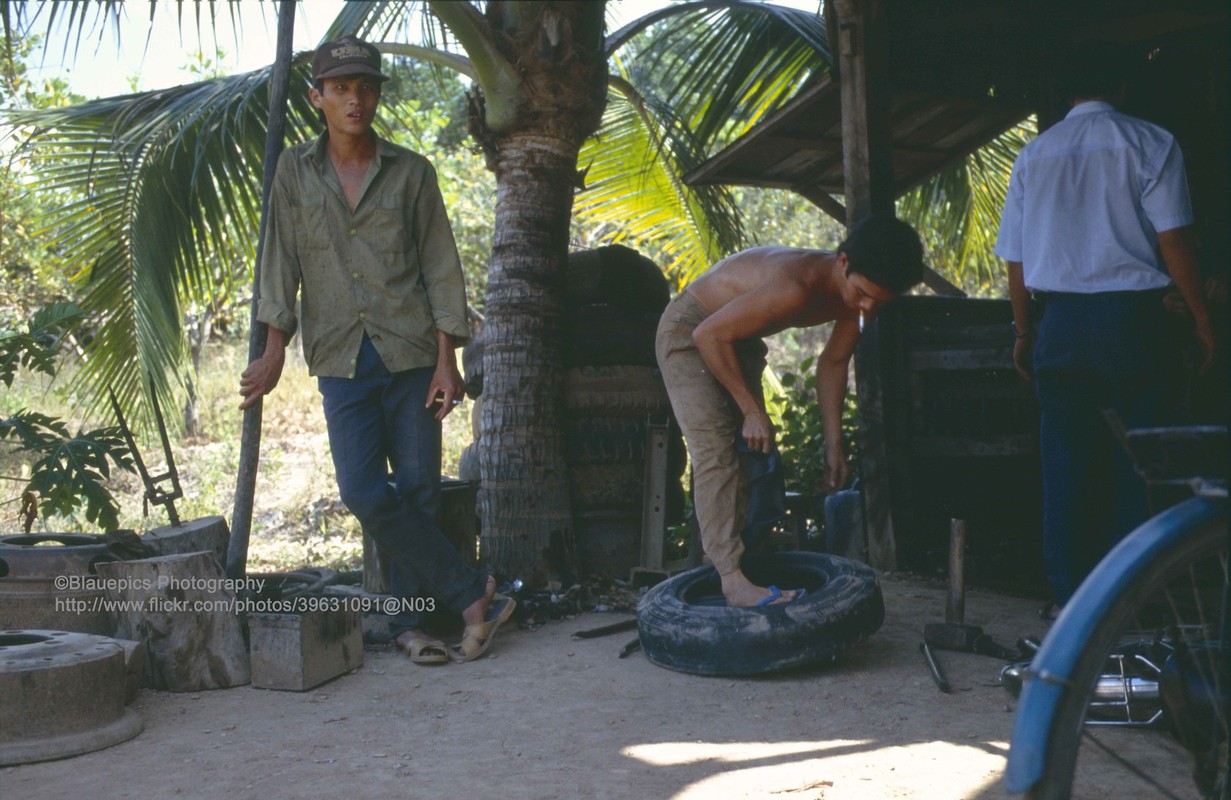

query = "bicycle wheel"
[[1030, 510, 1228, 799]]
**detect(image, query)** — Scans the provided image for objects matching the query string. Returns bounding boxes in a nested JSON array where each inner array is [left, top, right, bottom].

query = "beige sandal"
[[450, 595, 516, 663], [395, 632, 449, 665]]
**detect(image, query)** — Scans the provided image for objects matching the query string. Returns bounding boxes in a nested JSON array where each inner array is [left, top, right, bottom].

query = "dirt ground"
[[0, 571, 1112, 800]]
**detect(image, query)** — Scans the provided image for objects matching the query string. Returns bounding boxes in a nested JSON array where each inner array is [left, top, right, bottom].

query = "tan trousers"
[[655, 291, 768, 576]]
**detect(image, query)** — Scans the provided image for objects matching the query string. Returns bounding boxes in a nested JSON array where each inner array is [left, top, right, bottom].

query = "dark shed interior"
[[687, 0, 1229, 587]]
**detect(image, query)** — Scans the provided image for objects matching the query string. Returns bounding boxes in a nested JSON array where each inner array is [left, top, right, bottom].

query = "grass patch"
[[1, 337, 475, 573]]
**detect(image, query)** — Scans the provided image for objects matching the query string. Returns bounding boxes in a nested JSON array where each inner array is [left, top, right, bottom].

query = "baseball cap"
[[312, 36, 390, 83]]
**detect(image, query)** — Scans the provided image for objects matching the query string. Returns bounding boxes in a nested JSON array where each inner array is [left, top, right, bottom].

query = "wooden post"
[[833, 0, 895, 220], [945, 518, 967, 624], [228, 0, 297, 579], [834, 0, 899, 570]]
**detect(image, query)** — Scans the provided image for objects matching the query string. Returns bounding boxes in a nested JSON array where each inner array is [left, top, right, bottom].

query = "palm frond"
[[897, 119, 1035, 292], [588, 2, 829, 285], [323, 0, 422, 45], [3, 1, 278, 82], [574, 75, 743, 290], [5, 61, 320, 429], [2, 2, 123, 66], [617, 2, 829, 149]]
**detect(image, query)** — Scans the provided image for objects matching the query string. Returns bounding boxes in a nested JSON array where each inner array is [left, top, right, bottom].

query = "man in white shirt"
[[995, 42, 1214, 619]]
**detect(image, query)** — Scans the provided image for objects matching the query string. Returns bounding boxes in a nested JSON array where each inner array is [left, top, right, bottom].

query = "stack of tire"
[[460, 245, 686, 578]]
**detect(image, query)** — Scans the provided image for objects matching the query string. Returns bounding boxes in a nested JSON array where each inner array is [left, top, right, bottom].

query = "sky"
[[23, 1, 346, 98], [21, 0, 821, 100]]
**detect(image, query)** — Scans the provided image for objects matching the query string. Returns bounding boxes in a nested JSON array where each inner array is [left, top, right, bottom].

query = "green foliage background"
[[770, 355, 860, 498], [0, 5, 1023, 557]]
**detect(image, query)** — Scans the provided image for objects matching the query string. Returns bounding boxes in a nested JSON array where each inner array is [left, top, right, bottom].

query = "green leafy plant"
[[0, 302, 84, 386], [772, 355, 860, 497], [1, 303, 135, 531]]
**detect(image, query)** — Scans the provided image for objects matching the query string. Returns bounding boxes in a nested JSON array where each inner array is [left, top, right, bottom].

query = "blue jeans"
[[1032, 289, 1177, 605], [736, 438, 785, 551], [318, 335, 485, 636]]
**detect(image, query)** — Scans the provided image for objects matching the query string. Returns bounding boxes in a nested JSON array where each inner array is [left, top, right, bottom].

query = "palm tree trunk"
[[479, 130, 581, 584]]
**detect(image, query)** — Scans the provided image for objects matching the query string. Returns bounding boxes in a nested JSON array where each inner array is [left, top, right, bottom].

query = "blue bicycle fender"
[[1004, 495, 1226, 794]]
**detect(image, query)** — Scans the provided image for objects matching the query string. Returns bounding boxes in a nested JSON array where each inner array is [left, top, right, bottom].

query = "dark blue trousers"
[[1032, 289, 1177, 605], [736, 438, 786, 551], [318, 335, 485, 636]]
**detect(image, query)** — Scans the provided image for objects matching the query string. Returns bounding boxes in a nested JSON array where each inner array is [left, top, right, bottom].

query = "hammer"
[[923, 519, 1018, 660]]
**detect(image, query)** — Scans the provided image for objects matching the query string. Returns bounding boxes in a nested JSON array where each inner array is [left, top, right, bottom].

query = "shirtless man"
[[655, 215, 925, 606]]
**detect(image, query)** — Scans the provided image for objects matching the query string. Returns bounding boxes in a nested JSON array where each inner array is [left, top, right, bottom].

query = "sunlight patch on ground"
[[623, 739, 1009, 799], [623, 739, 875, 766]]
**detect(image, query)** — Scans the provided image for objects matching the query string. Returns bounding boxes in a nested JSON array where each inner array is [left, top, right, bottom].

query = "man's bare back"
[[686, 246, 856, 338], [655, 217, 925, 608]]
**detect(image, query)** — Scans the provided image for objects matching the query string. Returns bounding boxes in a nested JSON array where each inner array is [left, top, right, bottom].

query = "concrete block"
[[142, 515, 229, 567], [116, 637, 145, 702], [322, 585, 395, 643], [97, 551, 250, 691], [249, 607, 363, 692]]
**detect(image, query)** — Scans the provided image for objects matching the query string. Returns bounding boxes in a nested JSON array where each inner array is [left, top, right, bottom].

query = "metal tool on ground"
[[108, 379, 183, 526], [922, 518, 979, 648], [571, 618, 638, 639], [924, 623, 1021, 660], [618, 637, 641, 659], [920, 641, 951, 693], [922, 518, 1019, 662], [570, 617, 642, 659]]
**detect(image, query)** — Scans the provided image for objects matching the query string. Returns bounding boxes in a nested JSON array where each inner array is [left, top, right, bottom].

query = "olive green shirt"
[[257, 132, 471, 378]]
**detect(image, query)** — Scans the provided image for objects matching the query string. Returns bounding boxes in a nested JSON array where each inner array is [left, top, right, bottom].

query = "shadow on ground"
[[1, 574, 1153, 800]]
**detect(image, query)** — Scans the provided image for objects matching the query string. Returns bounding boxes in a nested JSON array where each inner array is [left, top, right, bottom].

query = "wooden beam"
[[769, 134, 843, 150], [835, 0, 898, 570], [796, 185, 847, 223], [920, 265, 966, 297], [684, 74, 839, 187], [884, 101, 951, 142], [835, 0, 895, 221]]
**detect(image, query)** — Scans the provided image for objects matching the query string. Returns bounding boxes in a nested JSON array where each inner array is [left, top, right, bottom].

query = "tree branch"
[[428, 0, 523, 132], [378, 41, 477, 82]]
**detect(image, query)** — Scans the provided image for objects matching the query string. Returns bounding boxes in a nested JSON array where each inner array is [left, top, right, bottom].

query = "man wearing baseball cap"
[[311, 35, 390, 82], [240, 35, 514, 665]]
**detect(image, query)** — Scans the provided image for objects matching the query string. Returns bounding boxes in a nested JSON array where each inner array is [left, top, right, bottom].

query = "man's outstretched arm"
[[426, 329, 466, 421], [816, 318, 860, 490], [692, 284, 809, 454], [1006, 260, 1035, 381], [238, 327, 288, 410], [1158, 226, 1215, 374]]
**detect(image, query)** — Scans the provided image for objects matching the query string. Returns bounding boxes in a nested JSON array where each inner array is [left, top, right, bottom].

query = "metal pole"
[[228, 0, 296, 579]]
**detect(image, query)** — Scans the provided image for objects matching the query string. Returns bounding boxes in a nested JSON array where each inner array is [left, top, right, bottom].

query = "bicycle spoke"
[[1081, 727, 1187, 800]]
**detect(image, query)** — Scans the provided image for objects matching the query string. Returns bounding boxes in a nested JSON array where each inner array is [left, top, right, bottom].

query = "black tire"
[[566, 244, 670, 314], [1027, 512, 1228, 800], [563, 304, 661, 368], [570, 462, 643, 510], [565, 417, 647, 463], [637, 551, 885, 676], [564, 365, 672, 417], [575, 509, 642, 578]]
